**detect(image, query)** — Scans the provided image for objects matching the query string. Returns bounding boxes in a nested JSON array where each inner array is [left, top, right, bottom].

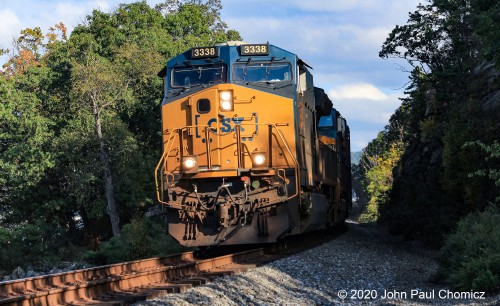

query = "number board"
[[240, 44, 269, 56], [191, 46, 218, 59]]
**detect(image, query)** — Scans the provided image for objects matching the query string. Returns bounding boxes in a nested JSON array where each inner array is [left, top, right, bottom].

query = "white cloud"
[[326, 83, 405, 151], [290, 0, 380, 12], [328, 89, 402, 124], [288, 0, 420, 20], [0, 9, 21, 48], [350, 129, 382, 152], [329, 83, 388, 101], [225, 15, 393, 71], [55, 3, 87, 19], [93, 0, 112, 12]]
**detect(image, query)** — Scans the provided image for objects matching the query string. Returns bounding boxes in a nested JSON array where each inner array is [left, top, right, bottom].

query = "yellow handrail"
[[271, 124, 300, 200], [154, 130, 179, 205], [154, 122, 300, 207]]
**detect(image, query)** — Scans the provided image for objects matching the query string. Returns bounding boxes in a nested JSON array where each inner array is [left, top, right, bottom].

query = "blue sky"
[[0, 0, 419, 151]]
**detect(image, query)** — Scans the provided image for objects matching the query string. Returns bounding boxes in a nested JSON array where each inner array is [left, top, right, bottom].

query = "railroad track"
[[0, 227, 344, 305], [0, 245, 288, 306]]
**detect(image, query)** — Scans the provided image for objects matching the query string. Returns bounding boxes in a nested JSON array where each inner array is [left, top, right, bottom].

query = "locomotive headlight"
[[184, 158, 196, 168], [220, 91, 232, 101], [219, 90, 233, 111], [182, 156, 199, 173], [220, 100, 233, 111], [251, 152, 267, 168], [254, 154, 265, 165]]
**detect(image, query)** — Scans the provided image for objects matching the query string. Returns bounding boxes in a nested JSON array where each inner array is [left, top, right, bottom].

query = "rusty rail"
[[0, 224, 345, 305], [0, 249, 267, 306]]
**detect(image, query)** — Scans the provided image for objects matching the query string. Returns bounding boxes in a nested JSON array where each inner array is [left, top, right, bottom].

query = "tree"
[[0, 75, 55, 211], [0, 1, 242, 268], [71, 49, 133, 237], [66, 0, 241, 238], [1, 27, 44, 76], [375, 0, 499, 245]]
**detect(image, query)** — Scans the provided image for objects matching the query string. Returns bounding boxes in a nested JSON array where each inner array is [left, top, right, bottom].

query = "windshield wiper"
[[242, 81, 276, 89], [265, 57, 275, 77], [239, 79, 292, 91]]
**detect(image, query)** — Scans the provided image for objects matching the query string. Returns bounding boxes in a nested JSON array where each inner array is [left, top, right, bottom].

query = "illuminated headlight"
[[251, 153, 267, 168], [254, 154, 265, 165], [220, 91, 232, 101], [184, 157, 196, 169], [219, 90, 233, 111], [182, 156, 198, 173], [220, 100, 233, 111]]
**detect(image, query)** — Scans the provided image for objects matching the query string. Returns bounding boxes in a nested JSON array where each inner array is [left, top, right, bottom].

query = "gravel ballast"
[[135, 221, 499, 305]]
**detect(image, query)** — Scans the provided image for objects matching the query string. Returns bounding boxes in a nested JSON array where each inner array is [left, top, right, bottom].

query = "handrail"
[[235, 124, 242, 168], [154, 122, 300, 207], [155, 129, 182, 206], [204, 126, 212, 169], [271, 124, 300, 200]]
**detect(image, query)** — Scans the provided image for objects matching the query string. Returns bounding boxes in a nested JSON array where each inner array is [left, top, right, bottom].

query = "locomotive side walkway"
[[135, 221, 500, 306]]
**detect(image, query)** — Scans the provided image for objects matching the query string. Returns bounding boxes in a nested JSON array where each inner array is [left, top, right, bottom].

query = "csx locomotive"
[[156, 42, 351, 247]]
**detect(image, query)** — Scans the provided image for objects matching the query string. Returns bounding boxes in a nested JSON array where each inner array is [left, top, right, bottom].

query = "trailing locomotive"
[[156, 42, 351, 246]]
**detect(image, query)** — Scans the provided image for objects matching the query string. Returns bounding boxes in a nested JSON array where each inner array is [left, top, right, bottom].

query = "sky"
[[0, 0, 420, 152]]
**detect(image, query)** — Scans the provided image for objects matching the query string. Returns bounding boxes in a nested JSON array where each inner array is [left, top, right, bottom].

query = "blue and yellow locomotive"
[[156, 42, 351, 246]]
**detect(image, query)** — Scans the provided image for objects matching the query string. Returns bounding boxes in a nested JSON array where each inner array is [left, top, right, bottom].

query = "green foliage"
[[82, 217, 184, 265], [380, 2, 449, 72], [359, 141, 403, 223], [464, 140, 500, 191], [469, 0, 500, 67], [0, 221, 71, 270], [0, 0, 240, 271], [419, 117, 438, 142], [0, 75, 55, 204], [373, 0, 499, 246], [438, 205, 500, 292]]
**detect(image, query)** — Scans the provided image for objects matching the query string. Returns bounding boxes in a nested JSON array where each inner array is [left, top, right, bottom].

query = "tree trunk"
[[93, 100, 121, 237]]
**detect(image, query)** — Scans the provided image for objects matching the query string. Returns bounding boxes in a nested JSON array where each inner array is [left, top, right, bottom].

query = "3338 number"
[[192, 47, 217, 58], [241, 44, 269, 55], [243, 45, 267, 54]]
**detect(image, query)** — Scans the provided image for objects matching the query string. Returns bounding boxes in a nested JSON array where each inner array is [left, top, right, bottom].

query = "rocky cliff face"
[[380, 62, 499, 244], [476, 62, 500, 112]]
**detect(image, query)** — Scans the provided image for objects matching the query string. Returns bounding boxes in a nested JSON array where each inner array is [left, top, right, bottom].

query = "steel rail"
[[0, 249, 265, 306]]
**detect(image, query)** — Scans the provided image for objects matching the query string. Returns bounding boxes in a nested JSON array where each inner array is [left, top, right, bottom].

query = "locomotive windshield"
[[171, 64, 227, 88], [233, 62, 292, 83]]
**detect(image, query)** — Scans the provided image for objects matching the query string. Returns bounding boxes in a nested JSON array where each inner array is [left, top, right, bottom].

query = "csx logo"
[[194, 114, 258, 142], [207, 117, 245, 133]]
